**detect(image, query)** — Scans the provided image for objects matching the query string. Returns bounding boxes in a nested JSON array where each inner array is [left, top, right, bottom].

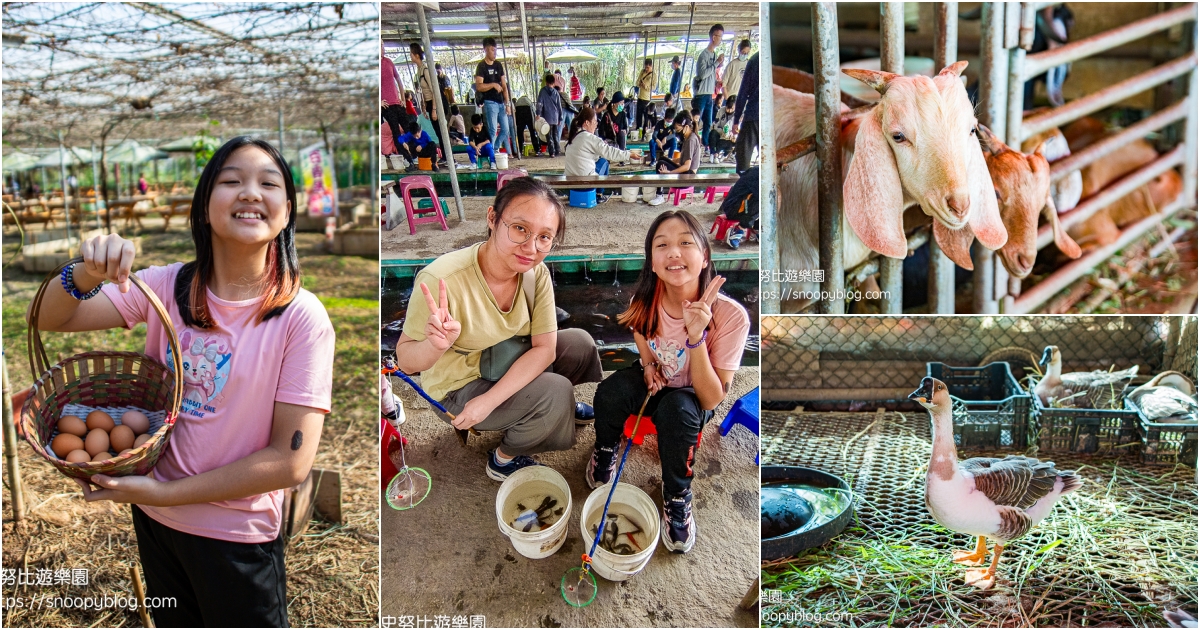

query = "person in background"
[[564, 106, 643, 201], [594, 87, 609, 113], [668, 55, 682, 98], [536, 73, 564, 158], [732, 51, 759, 174], [398, 121, 440, 172], [598, 92, 629, 152], [513, 94, 542, 158], [709, 96, 738, 161], [137, 173, 149, 196], [553, 69, 566, 93], [648, 112, 701, 205], [723, 39, 752, 108], [475, 36, 513, 157], [569, 66, 583, 102], [403, 90, 418, 116], [448, 105, 466, 144], [581, 96, 591, 109], [465, 114, 496, 170], [435, 63, 453, 113], [635, 58, 656, 142], [649, 106, 679, 167], [693, 24, 725, 154], [411, 43, 437, 123], [380, 42, 411, 151], [557, 82, 577, 141]]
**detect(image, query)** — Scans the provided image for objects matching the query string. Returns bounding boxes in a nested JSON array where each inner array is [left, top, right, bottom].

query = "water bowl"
[[761, 466, 853, 561]]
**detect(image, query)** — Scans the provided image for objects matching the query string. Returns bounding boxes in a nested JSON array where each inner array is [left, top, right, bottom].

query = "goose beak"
[[909, 377, 935, 408], [1039, 347, 1053, 368]]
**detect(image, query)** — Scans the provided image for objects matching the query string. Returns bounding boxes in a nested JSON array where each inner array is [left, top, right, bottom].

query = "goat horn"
[[842, 68, 900, 96]]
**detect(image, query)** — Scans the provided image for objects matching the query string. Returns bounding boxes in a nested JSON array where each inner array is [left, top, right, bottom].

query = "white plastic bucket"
[[621, 187, 639, 203], [495, 466, 572, 559], [495, 151, 510, 169], [579, 483, 658, 581], [641, 186, 658, 202]]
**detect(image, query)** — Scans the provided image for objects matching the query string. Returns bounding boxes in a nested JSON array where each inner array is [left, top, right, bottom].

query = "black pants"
[[593, 367, 713, 497], [735, 119, 759, 174], [515, 107, 541, 155], [132, 505, 288, 628], [654, 157, 683, 194], [381, 105, 410, 150]]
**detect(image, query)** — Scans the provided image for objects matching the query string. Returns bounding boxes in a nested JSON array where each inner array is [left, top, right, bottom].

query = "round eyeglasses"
[[503, 220, 557, 253]]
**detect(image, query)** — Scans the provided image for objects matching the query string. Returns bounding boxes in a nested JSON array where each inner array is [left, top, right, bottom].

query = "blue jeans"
[[563, 111, 575, 138], [595, 158, 610, 176], [467, 142, 495, 166], [650, 136, 677, 163], [483, 101, 512, 156], [693, 94, 714, 151]]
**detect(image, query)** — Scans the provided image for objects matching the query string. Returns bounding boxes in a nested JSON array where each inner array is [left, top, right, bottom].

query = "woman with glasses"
[[394, 177, 602, 480]]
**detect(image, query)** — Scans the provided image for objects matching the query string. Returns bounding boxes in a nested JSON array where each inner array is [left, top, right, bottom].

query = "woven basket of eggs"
[[20, 257, 183, 479]]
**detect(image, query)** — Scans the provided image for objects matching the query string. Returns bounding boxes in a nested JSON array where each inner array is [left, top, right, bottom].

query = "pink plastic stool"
[[671, 187, 694, 206], [623, 414, 658, 446], [496, 168, 528, 192], [396, 176, 448, 235], [705, 185, 731, 203], [710, 215, 741, 241]]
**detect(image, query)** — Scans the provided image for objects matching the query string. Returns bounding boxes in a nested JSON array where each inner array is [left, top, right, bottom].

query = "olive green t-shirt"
[[402, 243, 558, 400]]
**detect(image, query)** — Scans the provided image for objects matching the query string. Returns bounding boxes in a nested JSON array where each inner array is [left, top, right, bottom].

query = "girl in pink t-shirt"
[[586, 209, 750, 555], [30, 137, 335, 627]]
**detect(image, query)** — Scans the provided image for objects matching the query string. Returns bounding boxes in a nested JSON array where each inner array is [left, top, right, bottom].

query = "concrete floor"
[[382, 194, 758, 261], [381, 368, 760, 628]]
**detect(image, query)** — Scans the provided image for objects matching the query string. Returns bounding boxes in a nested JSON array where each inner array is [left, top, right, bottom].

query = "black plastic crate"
[[1127, 398, 1198, 466], [1030, 390, 1141, 455], [926, 362, 1031, 450]]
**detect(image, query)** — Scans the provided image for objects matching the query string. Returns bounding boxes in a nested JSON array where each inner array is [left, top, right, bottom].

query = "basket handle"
[[26, 257, 184, 416]]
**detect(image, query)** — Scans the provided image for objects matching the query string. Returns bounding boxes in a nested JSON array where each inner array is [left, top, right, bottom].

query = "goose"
[[1128, 372, 1198, 423], [1034, 345, 1138, 409], [911, 377, 1081, 589]]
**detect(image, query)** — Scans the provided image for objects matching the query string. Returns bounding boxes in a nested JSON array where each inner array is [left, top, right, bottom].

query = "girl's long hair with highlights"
[[174, 136, 301, 329], [617, 210, 715, 339]]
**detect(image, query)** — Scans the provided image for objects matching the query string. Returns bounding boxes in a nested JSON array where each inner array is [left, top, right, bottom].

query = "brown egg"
[[86, 410, 115, 432], [120, 449, 133, 455], [120, 410, 150, 435], [134, 433, 152, 448], [90, 456, 109, 464], [58, 415, 88, 437], [84, 428, 110, 457], [110, 425, 135, 452], [51, 433, 85, 458], [66, 449, 92, 464]]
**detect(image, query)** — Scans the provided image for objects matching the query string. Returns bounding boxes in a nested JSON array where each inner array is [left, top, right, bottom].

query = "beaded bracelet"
[[685, 328, 708, 349], [61, 263, 103, 300]]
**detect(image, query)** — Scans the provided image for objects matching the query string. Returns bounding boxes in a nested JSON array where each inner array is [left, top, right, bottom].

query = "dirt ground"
[[382, 194, 758, 261], [1, 222, 380, 627], [381, 367, 761, 629]]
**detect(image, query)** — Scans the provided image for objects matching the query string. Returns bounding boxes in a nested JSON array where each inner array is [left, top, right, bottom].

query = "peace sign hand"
[[419, 279, 461, 353], [682, 275, 725, 345]]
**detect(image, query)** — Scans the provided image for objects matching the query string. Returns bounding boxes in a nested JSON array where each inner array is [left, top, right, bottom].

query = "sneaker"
[[660, 487, 697, 553], [486, 449, 543, 481], [585, 443, 620, 489], [574, 402, 595, 425], [488, 162, 497, 170], [648, 195, 666, 207], [463, 162, 477, 170], [726, 226, 745, 250]]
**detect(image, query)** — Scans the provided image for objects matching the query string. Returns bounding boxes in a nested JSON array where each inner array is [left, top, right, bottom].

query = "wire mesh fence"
[[762, 316, 1197, 403]]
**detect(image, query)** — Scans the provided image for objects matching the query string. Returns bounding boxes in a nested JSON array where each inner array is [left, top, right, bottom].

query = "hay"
[[761, 411, 1198, 628], [2, 228, 379, 627]]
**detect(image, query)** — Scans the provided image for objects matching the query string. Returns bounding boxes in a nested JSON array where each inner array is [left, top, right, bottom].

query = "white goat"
[[775, 61, 1007, 306]]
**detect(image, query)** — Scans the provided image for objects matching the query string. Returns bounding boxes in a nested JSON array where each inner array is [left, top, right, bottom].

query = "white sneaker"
[[648, 195, 666, 206]]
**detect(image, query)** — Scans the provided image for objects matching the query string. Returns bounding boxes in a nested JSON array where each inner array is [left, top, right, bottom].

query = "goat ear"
[[932, 221, 977, 270], [842, 68, 900, 96], [976, 124, 1005, 156], [1044, 195, 1082, 258], [843, 111, 908, 259], [1030, 140, 1048, 160], [938, 60, 969, 78], [967, 140, 1008, 249]]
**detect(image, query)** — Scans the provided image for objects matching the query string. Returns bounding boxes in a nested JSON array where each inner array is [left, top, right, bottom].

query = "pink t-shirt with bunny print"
[[648, 294, 750, 388], [102, 263, 335, 543]]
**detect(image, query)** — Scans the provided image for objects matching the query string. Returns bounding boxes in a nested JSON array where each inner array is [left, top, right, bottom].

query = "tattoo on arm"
[[291, 430, 303, 451]]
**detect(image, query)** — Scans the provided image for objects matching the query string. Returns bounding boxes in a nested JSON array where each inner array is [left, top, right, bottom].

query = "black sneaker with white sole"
[[660, 486, 696, 553], [585, 443, 619, 489], [486, 449, 543, 481]]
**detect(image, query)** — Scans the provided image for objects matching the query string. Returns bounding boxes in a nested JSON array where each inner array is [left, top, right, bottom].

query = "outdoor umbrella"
[[646, 44, 686, 59], [108, 140, 169, 164], [545, 48, 598, 63], [2, 151, 40, 172], [33, 147, 94, 168]]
